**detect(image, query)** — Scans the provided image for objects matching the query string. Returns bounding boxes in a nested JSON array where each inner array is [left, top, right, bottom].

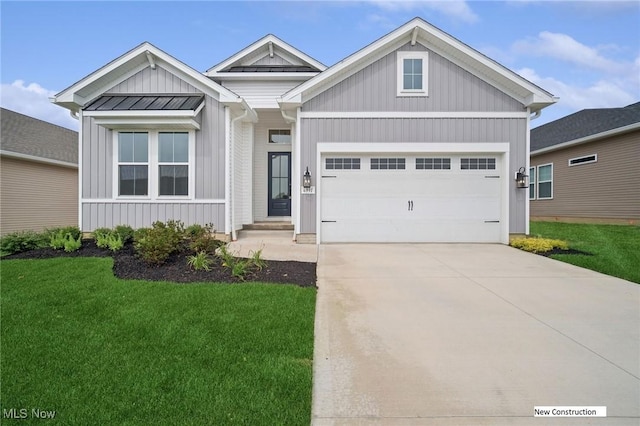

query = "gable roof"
[[205, 34, 326, 78], [531, 102, 640, 154], [280, 17, 556, 112], [53, 42, 254, 119], [0, 108, 78, 167]]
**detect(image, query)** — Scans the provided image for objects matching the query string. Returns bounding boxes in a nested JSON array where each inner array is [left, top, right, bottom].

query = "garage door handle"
[[322, 220, 337, 223], [484, 220, 500, 223]]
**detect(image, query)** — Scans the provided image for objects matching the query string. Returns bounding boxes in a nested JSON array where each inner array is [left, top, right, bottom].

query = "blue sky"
[[1, 1, 638, 130]]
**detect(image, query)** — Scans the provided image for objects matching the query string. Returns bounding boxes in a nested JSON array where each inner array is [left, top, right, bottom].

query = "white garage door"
[[320, 154, 504, 243]]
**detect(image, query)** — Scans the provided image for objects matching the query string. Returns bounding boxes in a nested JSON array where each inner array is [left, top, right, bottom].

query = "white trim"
[[396, 51, 429, 97], [224, 106, 231, 234], [78, 109, 84, 231], [536, 163, 553, 200], [299, 111, 528, 119], [0, 150, 77, 169], [568, 154, 597, 167], [532, 122, 640, 156], [84, 109, 202, 118], [528, 166, 536, 201], [81, 199, 225, 204], [211, 72, 319, 81], [315, 142, 510, 245], [94, 117, 200, 130], [294, 107, 302, 236], [525, 107, 531, 235]]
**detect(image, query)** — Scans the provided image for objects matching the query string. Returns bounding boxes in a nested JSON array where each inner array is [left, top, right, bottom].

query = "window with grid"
[[529, 167, 536, 200], [416, 158, 451, 170], [460, 158, 496, 170], [158, 132, 189, 196], [371, 158, 406, 170], [537, 164, 553, 199], [397, 51, 429, 96], [118, 132, 148, 196], [325, 158, 360, 170], [269, 129, 291, 144]]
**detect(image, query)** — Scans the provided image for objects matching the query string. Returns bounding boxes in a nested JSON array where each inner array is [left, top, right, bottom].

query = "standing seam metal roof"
[[84, 94, 204, 111]]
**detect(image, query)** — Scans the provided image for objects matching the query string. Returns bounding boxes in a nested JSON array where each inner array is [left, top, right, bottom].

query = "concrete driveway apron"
[[312, 244, 640, 425]]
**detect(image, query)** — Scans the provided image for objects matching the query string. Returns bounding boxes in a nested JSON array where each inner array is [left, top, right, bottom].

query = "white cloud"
[[0, 80, 78, 131], [370, 0, 478, 23], [513, 31, 626, 74], [518, 67, 636, 111]]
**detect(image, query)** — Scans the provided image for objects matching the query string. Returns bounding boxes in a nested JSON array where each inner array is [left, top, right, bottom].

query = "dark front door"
[[268, 152, 291, 216]]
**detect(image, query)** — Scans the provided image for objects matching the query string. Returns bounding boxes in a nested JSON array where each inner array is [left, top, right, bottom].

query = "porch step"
[[243, 221, 294, 231]]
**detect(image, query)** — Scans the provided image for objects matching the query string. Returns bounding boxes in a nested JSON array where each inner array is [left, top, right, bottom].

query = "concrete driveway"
[[313, 244, 640, 425]]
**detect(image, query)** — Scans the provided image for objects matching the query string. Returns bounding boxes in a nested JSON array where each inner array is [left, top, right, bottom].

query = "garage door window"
[[416, 158, 451, 170], [326, 158, 360, 170], [371, 158, 406, 170], [461, 158, 496, 170]]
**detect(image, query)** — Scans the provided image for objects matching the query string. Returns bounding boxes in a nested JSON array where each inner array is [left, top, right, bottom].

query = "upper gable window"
[[397, 51, 429, 97]]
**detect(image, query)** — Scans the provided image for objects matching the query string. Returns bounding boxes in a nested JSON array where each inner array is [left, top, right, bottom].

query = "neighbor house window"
[[269, 129, 291, 144], [115, 130, 194, 199], [568, 154, 597, 166], [158, 132, 189, 196], [537, 163, 553, 199], [397, 51, 429, 97], [529, 167, 536, 200], [118, 132, 149, 196]]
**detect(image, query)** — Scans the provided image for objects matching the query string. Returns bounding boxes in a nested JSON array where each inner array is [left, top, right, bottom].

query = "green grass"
[[1, 257, 316, 425], [530, 222, 640, 284]]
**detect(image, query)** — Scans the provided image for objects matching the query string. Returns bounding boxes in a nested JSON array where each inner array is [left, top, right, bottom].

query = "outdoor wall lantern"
[[303, 167, 312, 189], [515, 167, 529, 188]]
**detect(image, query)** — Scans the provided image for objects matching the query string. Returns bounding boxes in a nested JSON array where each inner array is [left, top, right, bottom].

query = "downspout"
[[230, 105, 249, 241]]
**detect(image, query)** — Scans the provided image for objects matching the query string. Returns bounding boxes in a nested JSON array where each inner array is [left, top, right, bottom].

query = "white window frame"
[[568, 153, 597, 167], [397, 51, 429, 97], [537, 163, 553, 200], [529, 166, 536, 200], [116, 131, 149, 197], [113, 129, 195, 200], [268, 129, 292, 145]]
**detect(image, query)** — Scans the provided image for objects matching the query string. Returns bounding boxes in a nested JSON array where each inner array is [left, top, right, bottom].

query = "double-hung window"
[[537, 164, 553, 199], [397, 51, 429, 97], [529, 167, 536, 200], [118, 132, 149, 196], [115, 130, 194, 199], [159, 132, 189, 196]]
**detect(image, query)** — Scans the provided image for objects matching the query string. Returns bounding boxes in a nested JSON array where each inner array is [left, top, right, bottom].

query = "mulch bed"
[[3, 240, 317, 288], [537, 248, 592, 257]]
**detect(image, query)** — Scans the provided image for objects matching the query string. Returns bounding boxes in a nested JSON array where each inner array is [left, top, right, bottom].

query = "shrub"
[[63, 234, 82, 252], [134, 220, 185, 265], [46, 226, 81, 241], [105, 233, 124, 252], [510, 237, 569, 253], [0, 230, 48, 256], [187, 251, 211, 271], [114, 225, 134, 243], [94, 228, 113, 248], [188, 223, 220, 254], [49, 230, 68, 250]]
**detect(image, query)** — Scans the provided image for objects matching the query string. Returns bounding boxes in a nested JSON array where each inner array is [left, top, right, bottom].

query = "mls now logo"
[[3, 408, 57, 419]]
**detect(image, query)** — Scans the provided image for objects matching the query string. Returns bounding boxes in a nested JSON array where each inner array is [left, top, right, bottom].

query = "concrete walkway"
[[228, 230, 318, 262], [313, 244, 640, 425]]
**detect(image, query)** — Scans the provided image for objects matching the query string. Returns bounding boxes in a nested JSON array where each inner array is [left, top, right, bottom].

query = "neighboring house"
[[52, 17, 555, 244], [0, 108, 78, 235], [530, 102, 640, 224]]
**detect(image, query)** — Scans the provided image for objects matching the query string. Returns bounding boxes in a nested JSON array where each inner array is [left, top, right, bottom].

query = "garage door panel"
[[320, 153, 504, 243]]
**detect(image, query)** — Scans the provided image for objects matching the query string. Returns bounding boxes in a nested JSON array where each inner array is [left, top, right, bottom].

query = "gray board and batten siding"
[[81, 64, 228, 232], [298, 42, 529, 234]]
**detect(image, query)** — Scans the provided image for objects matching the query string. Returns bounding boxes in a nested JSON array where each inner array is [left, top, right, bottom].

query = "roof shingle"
[[1, 108, 78, 164], [531, 102, 640, 152]]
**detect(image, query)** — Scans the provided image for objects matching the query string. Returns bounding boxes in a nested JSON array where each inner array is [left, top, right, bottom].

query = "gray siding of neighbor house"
[[531, 130, 640, 222], [298, 43, 528, 235], [81, 65, 228, 232], [1, 157, 78, 235], [304, 43, 524, 113]]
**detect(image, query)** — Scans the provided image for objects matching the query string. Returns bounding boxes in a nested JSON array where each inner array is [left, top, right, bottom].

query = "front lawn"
[[1, 257, 316, 425], [530, 221, 640, 284]]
